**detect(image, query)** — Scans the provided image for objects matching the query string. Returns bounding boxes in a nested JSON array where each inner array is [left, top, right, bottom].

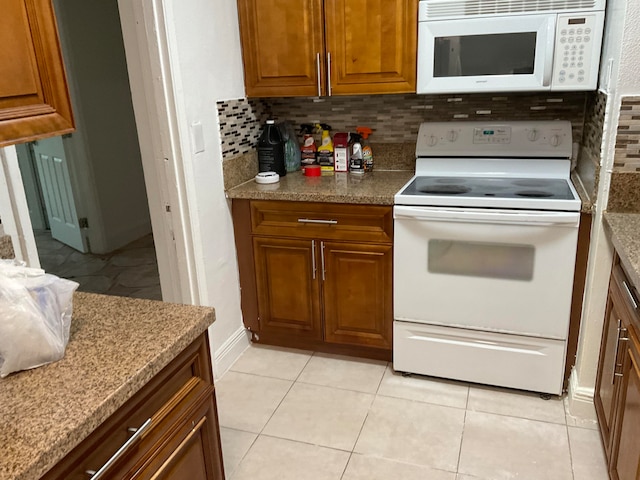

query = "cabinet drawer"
[[250, 201, 393, 243], [43, 335, 213, 480], [612, 259, 640, 329]]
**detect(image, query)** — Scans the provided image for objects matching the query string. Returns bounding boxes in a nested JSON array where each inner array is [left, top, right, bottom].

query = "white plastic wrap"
[[0, 260, 79, 377]]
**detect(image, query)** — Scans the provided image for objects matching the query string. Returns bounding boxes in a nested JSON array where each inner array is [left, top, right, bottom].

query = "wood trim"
[[253, 330, 392, 362], [232, 199, 260, 333], [564, 212, 592, 389]]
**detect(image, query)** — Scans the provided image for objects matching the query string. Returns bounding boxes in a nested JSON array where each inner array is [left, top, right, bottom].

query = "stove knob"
[[447, 130, 459, 142], [428, 135, 438, 146], [550, 134, 562, 147], [527, 129, 539, 141]]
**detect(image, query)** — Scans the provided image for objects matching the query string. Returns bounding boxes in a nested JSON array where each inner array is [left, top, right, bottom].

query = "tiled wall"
[[217, 98, 269, 158], [217, 92, 588, 160], [608, 96, 640, 213], [575, 91, 606, 199], [614, 97, 640, 172]]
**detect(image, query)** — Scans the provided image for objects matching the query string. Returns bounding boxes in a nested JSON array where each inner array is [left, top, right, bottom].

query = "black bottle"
[[258, 120, 286, 176]]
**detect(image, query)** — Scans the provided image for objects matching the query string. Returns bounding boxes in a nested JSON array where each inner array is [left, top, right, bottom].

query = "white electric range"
[[393, 121, 580, 395]]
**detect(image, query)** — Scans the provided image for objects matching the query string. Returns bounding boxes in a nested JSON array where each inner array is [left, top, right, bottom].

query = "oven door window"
[[428, 239, 535, 281], [433, 33, 537, 77]]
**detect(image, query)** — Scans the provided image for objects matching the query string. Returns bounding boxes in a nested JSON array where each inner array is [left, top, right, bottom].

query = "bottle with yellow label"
[[316, 123, 334, 172]]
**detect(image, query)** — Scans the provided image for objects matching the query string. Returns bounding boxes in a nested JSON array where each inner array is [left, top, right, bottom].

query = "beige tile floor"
[[218, 345, 608, 480]]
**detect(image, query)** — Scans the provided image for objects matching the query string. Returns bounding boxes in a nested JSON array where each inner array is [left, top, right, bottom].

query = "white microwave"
[[417, 0, 606, 94]]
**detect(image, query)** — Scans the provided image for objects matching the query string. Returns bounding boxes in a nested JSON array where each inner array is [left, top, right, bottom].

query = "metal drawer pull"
[[86, 418, 152, 479], [297, 218, 338, 225], [312, 240, 317, 279], [321, 242, 326, 281], [622, 280, 639, 310]]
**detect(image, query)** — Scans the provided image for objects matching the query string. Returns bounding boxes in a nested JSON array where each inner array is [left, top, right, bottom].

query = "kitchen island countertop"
[[604, 212, 640, 288], [226, 170, 414, 205], [0, 292, 215, 480]]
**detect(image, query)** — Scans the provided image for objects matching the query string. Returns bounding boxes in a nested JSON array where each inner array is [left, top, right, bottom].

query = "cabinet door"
[[322, 241, 392, 348], [324, 0, 418, 95], [610, 330, 640, 480], [0, 0, 74, 146], [237, 0, 326, 97], [595, 294, 626, 455], [254, 237, 323, 339]]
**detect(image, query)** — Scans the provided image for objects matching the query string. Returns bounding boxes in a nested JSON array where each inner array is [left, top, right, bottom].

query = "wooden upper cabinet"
[[236, 0, 418, 97], [236, 0, 326, 97], [0, 0, 74, 147], [325, 0, 418, 95]]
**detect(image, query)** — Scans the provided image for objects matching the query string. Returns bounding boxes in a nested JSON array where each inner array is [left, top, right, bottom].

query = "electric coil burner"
[[393, 121, 581, 395]]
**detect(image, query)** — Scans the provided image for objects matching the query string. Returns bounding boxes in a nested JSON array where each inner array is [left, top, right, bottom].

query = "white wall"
[[53, 0, 151, 254], [161, 0, 248, 376]]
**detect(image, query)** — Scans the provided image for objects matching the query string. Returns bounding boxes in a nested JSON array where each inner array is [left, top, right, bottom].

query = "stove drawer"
[[393, 321, 566, 395], [250, 200, 393, 243]]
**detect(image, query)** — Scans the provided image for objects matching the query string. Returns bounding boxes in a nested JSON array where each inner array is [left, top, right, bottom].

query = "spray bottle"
[[356, 126, 374, 172], [300, 124, 317, 166], [315, 123, 334, 172], [349, 132, 364, 174]]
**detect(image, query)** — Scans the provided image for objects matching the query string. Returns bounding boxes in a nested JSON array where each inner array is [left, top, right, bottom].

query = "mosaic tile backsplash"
[[217, 92, 588, 160], [575, 90, 606, 199], [615, 96, 640, 172]]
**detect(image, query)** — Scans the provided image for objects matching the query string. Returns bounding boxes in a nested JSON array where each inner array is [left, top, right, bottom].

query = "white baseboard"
[[566, 368, 598, 425], [212, 326, 250, 380]]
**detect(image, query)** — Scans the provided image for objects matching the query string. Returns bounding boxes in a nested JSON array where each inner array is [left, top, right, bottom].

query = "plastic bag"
[[0, 260, 79, 377]]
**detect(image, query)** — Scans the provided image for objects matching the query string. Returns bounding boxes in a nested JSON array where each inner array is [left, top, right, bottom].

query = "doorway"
[[13, 0, 161, 300]]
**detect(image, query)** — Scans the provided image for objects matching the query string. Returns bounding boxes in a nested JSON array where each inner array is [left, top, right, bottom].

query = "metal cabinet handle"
[[622, 280, 639, 310], [327, 52, 332, 96], [85, 418, 152, 479], [321, 242, 326, 281], [297, 218, 338, 225], [612, 320, 629, 384], [316, 53, 322, 97], [312, 240, 317, 279]]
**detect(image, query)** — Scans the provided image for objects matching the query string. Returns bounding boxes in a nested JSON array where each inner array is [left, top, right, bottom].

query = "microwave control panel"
[[551, 12, 605, 90]]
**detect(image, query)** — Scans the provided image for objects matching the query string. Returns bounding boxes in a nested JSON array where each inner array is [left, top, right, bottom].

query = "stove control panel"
[[473, 127, 511, 145], [416, 121, 572, 159]]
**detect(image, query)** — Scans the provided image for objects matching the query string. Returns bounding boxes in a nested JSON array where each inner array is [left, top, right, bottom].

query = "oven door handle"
[[394, 206, 579, 226]]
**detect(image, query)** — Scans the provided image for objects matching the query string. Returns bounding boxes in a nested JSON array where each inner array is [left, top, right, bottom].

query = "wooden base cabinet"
[[42, 334, 225, 480], [610, 327, 640, 480], [595, 255, 640, 479], [254, 236, 323, 340], [233, 199, 393, 360], [323, 242, 392, 348]]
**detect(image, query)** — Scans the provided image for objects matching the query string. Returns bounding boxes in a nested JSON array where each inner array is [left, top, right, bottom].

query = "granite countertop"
[[0, 235, 14, 259], [226, 170, 414, 205], [0, 292, 215, 480], [604, 213, 640, 288], [571, 172, 594, 214]]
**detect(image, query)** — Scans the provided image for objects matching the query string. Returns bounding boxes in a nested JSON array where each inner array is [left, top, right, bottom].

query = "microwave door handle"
[[542, 18, 556, 87]]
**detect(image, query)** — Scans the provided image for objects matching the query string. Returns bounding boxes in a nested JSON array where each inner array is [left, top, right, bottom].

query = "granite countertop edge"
[[225, 170, 414, 206], [604, 212, 640, 289], [2, 292, 215, 480]]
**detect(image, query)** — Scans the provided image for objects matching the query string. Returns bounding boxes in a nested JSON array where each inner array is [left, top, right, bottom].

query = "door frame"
[[1, 0, 199, 305]]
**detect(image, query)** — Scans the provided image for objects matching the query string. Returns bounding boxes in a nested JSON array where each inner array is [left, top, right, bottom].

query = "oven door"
[[417, 14, 556, 94], [393, 206, 579, 339]]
